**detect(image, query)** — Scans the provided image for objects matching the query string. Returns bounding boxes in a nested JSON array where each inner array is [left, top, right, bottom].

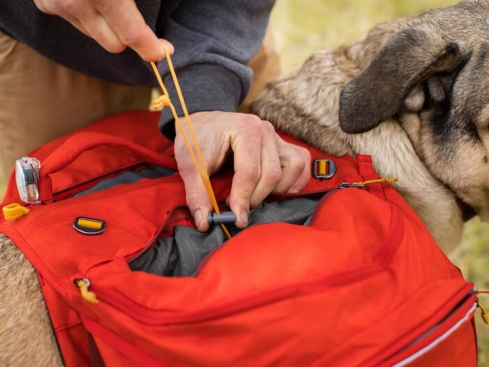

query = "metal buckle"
[[312, 158, 336, 179]]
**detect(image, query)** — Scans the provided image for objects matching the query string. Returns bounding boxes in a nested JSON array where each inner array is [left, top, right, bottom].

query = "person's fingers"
[[224, 117, 264, 227], [226, 117, 312, 228], [94, 0, 169, 60], [33, 0, 171, 61], [33, 0, 61, 14], [80, 13, 173, 60], [81, 12, 127, 53], [52, 12, 92, 39], [227, 117, 285, 227], [157, 39, 175, 58], [176, 145, 213, 232], [273, 136, 311, 193], [174, 111, 311, 232], [34, 0, 95, 40], [34, 0, 126, 53], [245, 121, 283, 208], [174, 111, 234, 231]]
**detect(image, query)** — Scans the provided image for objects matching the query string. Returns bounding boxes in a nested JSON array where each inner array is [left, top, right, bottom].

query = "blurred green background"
[[270, 0, 489, 364]]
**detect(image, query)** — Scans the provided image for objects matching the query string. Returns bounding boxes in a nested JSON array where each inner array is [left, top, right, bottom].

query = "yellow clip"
[[2, 203, 30, 220], [477, 297, 489, 324], [75, 279, 99, 304]]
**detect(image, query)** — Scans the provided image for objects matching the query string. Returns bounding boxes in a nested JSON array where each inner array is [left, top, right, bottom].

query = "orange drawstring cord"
[[150, 46, 231, 239], [352, 178, 398, 186], [75, 279, 98, 304]]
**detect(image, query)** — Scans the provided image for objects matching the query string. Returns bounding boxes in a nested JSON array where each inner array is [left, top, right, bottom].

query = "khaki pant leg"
[[237, 25, 283, 114], [0, 32, 153, 179]]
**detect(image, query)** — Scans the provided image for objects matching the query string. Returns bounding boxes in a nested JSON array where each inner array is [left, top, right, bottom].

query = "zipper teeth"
[[55, 164, 146, 198], [53, 142, 174, 198]]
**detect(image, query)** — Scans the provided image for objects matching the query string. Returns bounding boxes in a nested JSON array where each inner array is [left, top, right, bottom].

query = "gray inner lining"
[[73, 165, 319, 277], [73, 166, 176, 197], [128, 198, 319, 277]]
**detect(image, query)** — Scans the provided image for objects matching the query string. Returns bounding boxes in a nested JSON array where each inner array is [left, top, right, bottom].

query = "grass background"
[[270, 0, 489, 364]]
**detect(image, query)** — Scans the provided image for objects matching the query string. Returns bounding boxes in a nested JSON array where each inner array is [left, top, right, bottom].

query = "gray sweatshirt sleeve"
[[156, 0, 276, 138]]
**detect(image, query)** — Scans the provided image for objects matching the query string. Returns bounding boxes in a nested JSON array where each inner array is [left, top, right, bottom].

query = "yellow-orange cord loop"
[[353, 178, 398, 186], [76, 279, 98, 304], [477, 297, 489, 324], [150, 46, 231, 239]]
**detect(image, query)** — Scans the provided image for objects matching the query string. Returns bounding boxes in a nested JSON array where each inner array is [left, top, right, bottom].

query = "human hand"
[[33, 0, 174, 61], [174, 111, 311, 232]]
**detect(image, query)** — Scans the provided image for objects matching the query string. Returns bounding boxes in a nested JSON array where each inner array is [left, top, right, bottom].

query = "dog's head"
[[339, 0, 489, 220]]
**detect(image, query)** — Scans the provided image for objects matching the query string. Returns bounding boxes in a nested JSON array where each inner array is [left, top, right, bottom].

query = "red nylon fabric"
[[0, 111, 477, 366]]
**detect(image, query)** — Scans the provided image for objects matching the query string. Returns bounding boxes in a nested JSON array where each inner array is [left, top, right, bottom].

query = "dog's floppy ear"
[[339, 27, 462, 133]]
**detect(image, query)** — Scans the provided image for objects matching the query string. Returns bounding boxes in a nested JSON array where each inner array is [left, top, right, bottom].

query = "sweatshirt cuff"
[[158, 63, 245, 140]]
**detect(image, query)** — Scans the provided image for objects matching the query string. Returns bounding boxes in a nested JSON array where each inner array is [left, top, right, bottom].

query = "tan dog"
[[0, 234, 62, 365], [252, 0, 489, 254]]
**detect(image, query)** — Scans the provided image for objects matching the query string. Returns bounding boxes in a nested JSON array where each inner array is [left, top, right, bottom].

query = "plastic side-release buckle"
[[15, 157, 41, 204], [312, 158, 336, 179]]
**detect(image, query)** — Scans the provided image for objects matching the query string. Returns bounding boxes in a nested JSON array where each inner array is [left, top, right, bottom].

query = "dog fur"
[[0, 234, 63, 365], [251, 0, 489, 254]]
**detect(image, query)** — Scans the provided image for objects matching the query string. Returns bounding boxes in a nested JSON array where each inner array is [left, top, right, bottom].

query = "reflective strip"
[[393, 303, 477, 367]]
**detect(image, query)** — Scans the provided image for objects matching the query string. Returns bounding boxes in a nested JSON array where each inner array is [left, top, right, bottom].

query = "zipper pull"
[[75, 278, 99, 304], [477, 297, 489, 324], [339, 177, 398, 189]]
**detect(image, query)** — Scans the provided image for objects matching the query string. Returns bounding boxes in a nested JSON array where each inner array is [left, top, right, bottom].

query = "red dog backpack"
[[0, 110, 483, 366]]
